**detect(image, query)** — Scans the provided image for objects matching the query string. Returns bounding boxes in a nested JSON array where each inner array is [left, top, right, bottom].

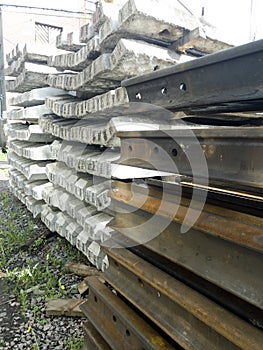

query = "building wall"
[[0, 7, 90, 120], [2, 8, 87, 62]]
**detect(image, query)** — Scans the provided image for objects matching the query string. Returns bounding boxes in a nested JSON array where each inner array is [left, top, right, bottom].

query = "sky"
[[177, 0, 261, 44], [0, 0, 262, 44], [0, 0, 97, 13]]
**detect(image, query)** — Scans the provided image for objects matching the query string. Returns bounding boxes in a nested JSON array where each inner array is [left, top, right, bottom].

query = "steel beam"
[[122, 39, 263, 113]]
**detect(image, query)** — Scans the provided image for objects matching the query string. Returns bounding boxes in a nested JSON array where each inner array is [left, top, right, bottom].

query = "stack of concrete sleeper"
[[6, 0, 232, 271], [5, 45, 111, 270]]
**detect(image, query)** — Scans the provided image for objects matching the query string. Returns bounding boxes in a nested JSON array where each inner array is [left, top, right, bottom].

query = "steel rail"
[[146, 178, 263, 215], [104, 247, 263, 350], [108, 184, 263, 312], [117, 127, 263, 191], [106, 228, 263, 328], [122, 39, 263, 114], [130, 241, 263, 329], [110, 181, 263, 253], [81, 277, 177, 350], [82, 322, 112, 350]]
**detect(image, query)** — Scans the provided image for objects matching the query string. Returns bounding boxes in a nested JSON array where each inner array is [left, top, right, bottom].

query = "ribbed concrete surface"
[[45, 161, 111, 210], [56, 31, 86, 52], [6, 124, 54, 143], [57, 142, 119, 178], [8, 152, 51, 180], [9, 87, 66, 108], [39, 114, 174, 147], [7, 140, 61, 160], [6, 104, 52, 121], [47, 39, 185, 92], [50, 36, 100, 71], [45, 87, 129, 118], [5, 63, 59, 93]]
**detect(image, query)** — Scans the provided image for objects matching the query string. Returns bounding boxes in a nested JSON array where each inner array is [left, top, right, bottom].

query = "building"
[[0, 2, 96, 147], [1, 5, 91, 56]]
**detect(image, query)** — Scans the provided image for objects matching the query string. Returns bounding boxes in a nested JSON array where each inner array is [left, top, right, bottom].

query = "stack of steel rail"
[[80, 32, 263, 350]]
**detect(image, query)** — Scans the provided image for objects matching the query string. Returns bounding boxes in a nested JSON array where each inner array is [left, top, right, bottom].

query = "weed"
[[0, 192, 38, 270], [65, 337, 84, 350], [0, 339, 6, 347], [37, 318, 47, 325], [30, 237, 45, 252], [33, 305, 40, 319], [19, 289, 27, 313], [6, 255, 67, 307]]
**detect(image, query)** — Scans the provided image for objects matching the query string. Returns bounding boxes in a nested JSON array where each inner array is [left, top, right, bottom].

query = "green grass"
[[0, 193, 37, 269], [0, 192, 85, 310], [7, 254, 68, 311], [0, 190, 87, 347], [65, 337, 84, 350]]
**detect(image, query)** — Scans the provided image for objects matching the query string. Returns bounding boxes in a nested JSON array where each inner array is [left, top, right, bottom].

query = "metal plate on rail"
[[122, 39, 263, 113], [104, 248, 263, 350]]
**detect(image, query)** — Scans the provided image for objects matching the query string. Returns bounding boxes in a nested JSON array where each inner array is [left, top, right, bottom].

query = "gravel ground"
[[0, 164, 88, 350]]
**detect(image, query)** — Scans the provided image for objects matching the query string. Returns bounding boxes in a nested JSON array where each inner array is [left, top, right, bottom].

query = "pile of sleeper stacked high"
[[37, 0, 229, 270], [42, 0, 231, 262], [5, 1, 232, 267], [5, 43, 65, 219], [5, 44, 113, 271]]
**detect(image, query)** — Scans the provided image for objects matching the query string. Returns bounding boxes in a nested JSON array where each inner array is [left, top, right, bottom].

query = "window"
[[35, 22, 62, 45]]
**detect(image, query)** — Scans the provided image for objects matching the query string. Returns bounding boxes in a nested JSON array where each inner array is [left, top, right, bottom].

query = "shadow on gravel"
[[0, 279, 23, 348]]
